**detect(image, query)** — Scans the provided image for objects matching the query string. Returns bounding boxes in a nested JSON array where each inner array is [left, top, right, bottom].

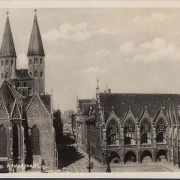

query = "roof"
[[16, 69, 32, 80], [0, 16, 16, 58], [99, 93, 180, 122], [0, 80, 25, 113], [27, 14, 45, 56]]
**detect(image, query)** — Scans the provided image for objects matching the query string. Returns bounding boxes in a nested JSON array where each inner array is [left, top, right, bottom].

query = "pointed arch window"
[[140, 119, 151, 144], [124, 119, 136, 145], [34, 71, 38, 78], [40, 58, 43, 64], [31, 125, 40, 155], [156, 118, 166, 143], [0, 125, 7, 157], [5, 60, 8, 66], [40, 71, 43, 78], [107, 119, 119, 145], [1, 60, 3, 66], [34, 58, 38, 64]]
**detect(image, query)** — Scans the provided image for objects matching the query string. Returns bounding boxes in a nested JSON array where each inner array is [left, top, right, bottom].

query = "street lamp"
[[86, 141, 94, 173], [106, 145, 111, 173]]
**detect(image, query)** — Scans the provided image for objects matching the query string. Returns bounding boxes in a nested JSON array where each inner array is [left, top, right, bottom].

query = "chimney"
[[108, 89, 111, 94]]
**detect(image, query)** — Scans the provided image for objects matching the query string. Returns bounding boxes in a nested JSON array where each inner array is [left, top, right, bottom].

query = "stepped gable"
[[99, 93, 180, 122]]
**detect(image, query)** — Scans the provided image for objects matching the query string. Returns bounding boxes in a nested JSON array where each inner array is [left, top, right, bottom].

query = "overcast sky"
[[0, 8, 180, 112]]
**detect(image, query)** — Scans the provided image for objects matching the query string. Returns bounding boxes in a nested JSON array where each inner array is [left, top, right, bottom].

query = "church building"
[[0, 11, 57, 172]]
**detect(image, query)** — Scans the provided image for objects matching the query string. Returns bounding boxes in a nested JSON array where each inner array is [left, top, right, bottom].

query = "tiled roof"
[[0, 16, 16, 57], [99, 93, 180, 122], [16, 69, 32, 80]]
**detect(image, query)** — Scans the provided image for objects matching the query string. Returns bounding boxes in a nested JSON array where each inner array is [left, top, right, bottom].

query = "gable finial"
[[34, 9, 37, 15], [6, 9, 9, 16]]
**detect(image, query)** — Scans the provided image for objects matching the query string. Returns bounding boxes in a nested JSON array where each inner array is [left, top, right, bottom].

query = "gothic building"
[[0, 11, 58, 172], [76, 80, 180, 166]]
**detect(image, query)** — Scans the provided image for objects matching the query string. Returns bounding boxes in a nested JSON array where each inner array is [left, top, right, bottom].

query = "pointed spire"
[[0, 12, 16, 58], [27, 9, 45, 57]]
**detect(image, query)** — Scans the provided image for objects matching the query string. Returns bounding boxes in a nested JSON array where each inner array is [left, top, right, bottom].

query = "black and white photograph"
[[0, 4, 180, 176]]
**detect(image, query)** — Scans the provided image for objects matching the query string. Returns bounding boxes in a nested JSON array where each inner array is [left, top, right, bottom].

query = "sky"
[[0, 8, 180, 112]]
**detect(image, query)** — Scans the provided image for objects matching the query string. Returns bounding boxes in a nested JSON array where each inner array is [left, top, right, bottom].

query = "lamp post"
[[106, 145, 111, 173], [86, 141, 94, 173]]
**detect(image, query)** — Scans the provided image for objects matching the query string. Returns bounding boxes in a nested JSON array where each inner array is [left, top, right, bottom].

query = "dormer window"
[[5, 60, 8, 66]]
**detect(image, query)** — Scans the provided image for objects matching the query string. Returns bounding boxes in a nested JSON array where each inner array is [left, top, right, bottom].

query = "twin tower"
[[0, 11, 45, 96]]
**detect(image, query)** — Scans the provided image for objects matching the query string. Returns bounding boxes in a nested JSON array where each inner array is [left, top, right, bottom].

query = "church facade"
[[76, 80, 180, 166], [0, 11, 57, 171]]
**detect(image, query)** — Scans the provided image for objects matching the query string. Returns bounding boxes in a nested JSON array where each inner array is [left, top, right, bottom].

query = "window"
[[24, 82, 27, 87], [29, 59, 32, 65], [34, 58, 38, 64], [31, 125, 40, 155], [1, 60, 3, 66], [40, 58, 43, 64], [40, 71, 43, 78], [11, 60, 13, 66], [107, 119, 119, 145], [1, 73, 3, 79], [5, 60, 8, 66], [0, 125, 7, 157], [124, 119, 136, 145], [140, 119, 151, 144], [5, 72, 8, 78], [34, 71, 38, 78], [156, 118, 166, 143]]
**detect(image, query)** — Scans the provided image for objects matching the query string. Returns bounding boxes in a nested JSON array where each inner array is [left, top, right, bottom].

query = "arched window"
[[107, 119, 119, 145], [156, 118, 166, 143], [29, 59, 32, 65], [1, 60, 3, 66], [140, 119, 151, 144], [34, 71, 38, 78], [40, 58, 43, 64], [5, 72, 8, 78], [31, 125, 40, 155], [0, 125, 7, 157], [5, 60, 8, 66], [1, 73, 3, 79], [124, 119, 136, 145], [11, 60, 13, 66], [40, 71, 43, 78], [34, 58, 38, 64]]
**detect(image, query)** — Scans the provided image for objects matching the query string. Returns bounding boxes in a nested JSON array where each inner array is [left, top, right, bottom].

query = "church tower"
[[27, 10, 45, 95], [0, 12, 16, 83]]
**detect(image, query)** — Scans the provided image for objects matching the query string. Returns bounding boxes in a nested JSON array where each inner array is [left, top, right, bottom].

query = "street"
[[58, 137, 180, 173]]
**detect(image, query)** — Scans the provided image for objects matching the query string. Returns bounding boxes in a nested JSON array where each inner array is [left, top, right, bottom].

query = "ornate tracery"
[[140, 119, 151, 144], [107, 119, 119, 145], [156, 118, 166, 143], [124, 119, 136, 145], [31, 125, 40, 155]]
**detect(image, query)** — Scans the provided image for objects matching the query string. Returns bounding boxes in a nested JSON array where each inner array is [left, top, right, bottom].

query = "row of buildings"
[[0, 11, 63, 172], [76, 80, 180, 165]]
